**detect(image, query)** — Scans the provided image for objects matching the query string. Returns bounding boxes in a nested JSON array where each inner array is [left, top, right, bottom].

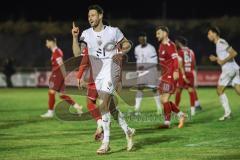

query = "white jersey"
[[216, 38, 239, 70], [80, 25, 124, 80], [134, 43, 158, 64]]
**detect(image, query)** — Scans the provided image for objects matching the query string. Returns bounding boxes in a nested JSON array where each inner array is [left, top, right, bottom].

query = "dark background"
[[0, 0, 240, 69]]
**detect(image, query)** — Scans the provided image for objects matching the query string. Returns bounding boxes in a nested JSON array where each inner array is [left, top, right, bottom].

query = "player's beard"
[[91, 19, 100, 29]]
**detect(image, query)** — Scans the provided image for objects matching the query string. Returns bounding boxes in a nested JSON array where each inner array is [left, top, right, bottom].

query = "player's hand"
[[209, 55, 217, 62], [183, 75, 190, 84], [173, 71, 179, 80], [217, 58, 225, 66], [72, 21, 79, 38]]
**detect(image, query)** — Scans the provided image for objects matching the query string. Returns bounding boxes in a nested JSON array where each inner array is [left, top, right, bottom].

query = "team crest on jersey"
[[97, 40, 102, 46]]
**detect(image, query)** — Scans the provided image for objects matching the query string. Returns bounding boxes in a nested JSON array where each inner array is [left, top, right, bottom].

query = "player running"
[[207, 26, 240, 121], [41, 36, 83, 118]]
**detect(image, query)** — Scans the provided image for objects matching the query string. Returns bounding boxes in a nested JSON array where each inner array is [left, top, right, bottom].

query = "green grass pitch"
[[0, 88, 239, 160]]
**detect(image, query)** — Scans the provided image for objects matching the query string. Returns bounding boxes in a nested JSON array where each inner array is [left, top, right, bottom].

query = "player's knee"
[[49, 89, 55, 94], [188, 87, 193, 92], [160, 96, 168, 104], [136, 90, 143, 98], [216, 86, 224, 96]]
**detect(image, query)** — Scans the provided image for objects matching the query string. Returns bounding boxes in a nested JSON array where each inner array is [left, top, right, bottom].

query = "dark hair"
[[175, 36, 188, 46], [208, 26, 220, 36], [138, 32, 147, 37], [88, 4, 104, 14], [45, 35, 57, 42], [156, 25, 169, 34]]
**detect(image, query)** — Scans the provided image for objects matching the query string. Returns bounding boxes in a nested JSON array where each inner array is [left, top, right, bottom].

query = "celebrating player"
[[72, 5, 135, 154]]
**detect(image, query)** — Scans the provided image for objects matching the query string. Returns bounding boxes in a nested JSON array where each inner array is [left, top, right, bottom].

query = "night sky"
[[1, 0, 240, 21]]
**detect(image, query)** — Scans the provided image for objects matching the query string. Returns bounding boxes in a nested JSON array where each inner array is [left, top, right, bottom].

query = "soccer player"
[[72, 5, 135, 154], [207, 26, 240, 121], [156, 26, 186, 128], [41, 36, 83, 118], [174, 36, 202, 116], [134, 32, 162, 115]]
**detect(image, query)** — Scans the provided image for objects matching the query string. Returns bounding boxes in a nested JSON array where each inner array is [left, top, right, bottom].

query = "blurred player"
[[174, 36, 202, 116], [75, 41, 103, 141], [41, 36, 83, 118], [134, 32, 162, 115], [207, 26, 240, 121], [72, 5, 135, 154], [156, 26, 186, 128]]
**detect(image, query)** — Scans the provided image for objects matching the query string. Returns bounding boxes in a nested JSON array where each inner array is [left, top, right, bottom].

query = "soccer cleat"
[[94, 127, 104, 141], [219, 112, 231, 121], [40, 110, 54, 118], [178, 114, 186, 128], [126, 128, 135, 151], [96, 142, 110, 154]]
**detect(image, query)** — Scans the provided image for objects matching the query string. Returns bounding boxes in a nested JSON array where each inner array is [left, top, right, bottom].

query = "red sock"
[[175, 90, 182, 107], [193, 89, 199, 101], [189, 91, 195, 107], [87, 101, 101, 121], [163, 102, 172, 121], [48, 91, 55, 110], [60, 95, 75, 105], [170, 101, 180, 113]]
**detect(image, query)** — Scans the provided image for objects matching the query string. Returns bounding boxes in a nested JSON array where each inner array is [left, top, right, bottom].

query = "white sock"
[[153, 93, 162, 112], [164, 121, 170, 126], [135, 91, 143, 112], [219, 93, 231, 114], [195, 100, 200, 107], [116, 107, 129, 135], [97, 119, 102, 129], [191, 107, 195, 116], [102, 112, 111, 143], [48, 109, 54, 114]]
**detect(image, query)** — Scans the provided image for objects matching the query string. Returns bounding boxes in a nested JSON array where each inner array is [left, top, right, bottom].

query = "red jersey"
[[178, 46, 195, 75], [77, 48, 95, 84], [51, 47, 63, 71], [158, 40, 179, 81]]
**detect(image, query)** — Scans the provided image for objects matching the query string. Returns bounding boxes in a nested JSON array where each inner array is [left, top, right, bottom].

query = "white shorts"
[[95, 61, 121, 94], [137, 66, 159, 88], [218, 68, 240, 86]]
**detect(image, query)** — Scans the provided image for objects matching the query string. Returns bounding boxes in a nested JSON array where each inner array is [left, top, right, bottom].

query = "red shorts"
[[87, 82, 98, 100], [158, 77, 176, 94], [49, 70, 65, 92], [177, 73, 194, 89]]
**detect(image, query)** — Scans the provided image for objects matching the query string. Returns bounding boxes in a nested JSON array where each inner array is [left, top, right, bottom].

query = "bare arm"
[[72, 22, 81, 57], [219, 47, 238, 65], [118, 37, 132, 55]]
